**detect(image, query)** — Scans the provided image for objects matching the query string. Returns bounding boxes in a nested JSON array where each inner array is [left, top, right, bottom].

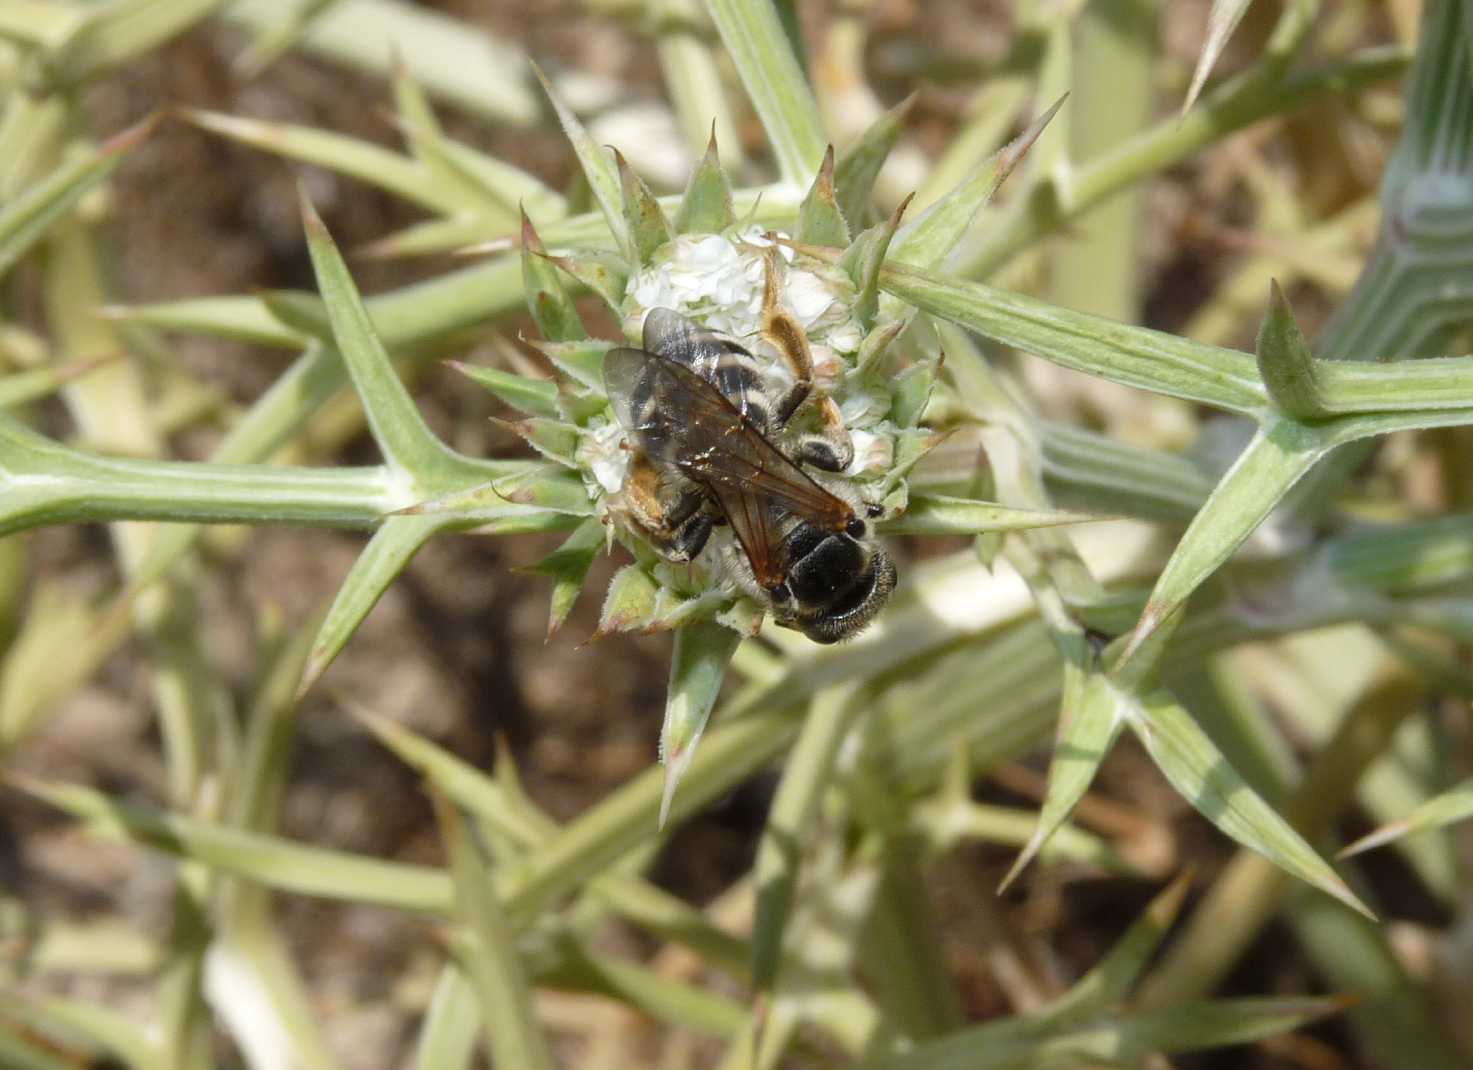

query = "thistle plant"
[[4, 1, 1473, 1069]]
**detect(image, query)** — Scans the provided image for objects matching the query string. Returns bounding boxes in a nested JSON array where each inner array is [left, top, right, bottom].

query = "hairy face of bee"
[[772, 525, 897, 644]]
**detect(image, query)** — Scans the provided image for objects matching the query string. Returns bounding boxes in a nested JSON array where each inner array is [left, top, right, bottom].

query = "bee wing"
[[707, 481, 787, 590], [603, 347, 852, 529]]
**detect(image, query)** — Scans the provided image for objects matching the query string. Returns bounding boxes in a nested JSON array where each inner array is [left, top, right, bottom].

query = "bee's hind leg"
[[758, 247, 856, 472], [667, 508, 717, 562]]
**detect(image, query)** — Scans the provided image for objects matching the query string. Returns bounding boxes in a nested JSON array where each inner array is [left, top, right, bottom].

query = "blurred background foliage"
[[3, 1, 1473, 1068]]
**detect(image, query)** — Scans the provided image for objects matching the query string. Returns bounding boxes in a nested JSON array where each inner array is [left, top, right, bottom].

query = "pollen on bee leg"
[[757, 249, 816, 386]]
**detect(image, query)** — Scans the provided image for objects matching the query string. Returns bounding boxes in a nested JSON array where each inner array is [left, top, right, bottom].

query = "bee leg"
[[757, 247, 856, 471], [759, 247, 816, 431], [667, 510, 716, 562], [773, 380, 810, 427]]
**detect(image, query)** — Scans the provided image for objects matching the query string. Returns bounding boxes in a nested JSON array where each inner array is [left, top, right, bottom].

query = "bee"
[[603, 305, 896, 643]]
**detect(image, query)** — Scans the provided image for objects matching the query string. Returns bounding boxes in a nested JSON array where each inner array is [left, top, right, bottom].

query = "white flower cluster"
[[624, 227, 863, 354]]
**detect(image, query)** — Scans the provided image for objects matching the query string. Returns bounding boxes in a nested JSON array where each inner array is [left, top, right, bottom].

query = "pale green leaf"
[[413, 965, 481, 1070], [296, 516, 450, 698], [40, 0, 222, 91], [300, 189, 495, 487], [1128, 691, 1373, 918], [0, 996, 163, 1070], [658, 620, 743, 828], [0, 117, 154, 281], [528, 518, 604, 638], [834, 93, 916, 229], [1000, 672, 1124, 891], [183, 109, 457, 214], [530, 62, 633, 261], [858, 994, 1345, 1069], [881, 495, 1107, 536], [1256, 279, 1330, 420], [448, 361, 559, 418], [616, 148, 674, 265], [520, 211, 586, 343], [888, 95, 1064, 272], [1184, 0, 1258, 114], [752, 683, 862, 989], [1340, 778, 1473, 858], [435, 795, 556, 1070], [221, 0, 539, 125], [796, 145, 848, 247], [705, 0, 827, 186], [1115, 418, 1327, 676], [16, 779, 451, 912], [1040, 871, 1193, 1026], [673, 126, 736, 234], [876, 258, 1268, 416]]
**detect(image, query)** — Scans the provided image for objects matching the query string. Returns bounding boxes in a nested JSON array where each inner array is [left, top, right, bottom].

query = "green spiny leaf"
[[796, 145, 849, 247], [479, 469, 593, 519], [853, 319, 905, 385], [13, 778, 451, 912], [888, 94, 1064, 273], [875, 257, 1268, 416], [1256, 280, 1330, 420], [446, 361, 559, 418], [704, 0, 826, 186], [1128, 690, 1374, 919], [494, 416, 579, 467], [834, 91, 916, 229], [299, 189, 494, 488], [183, 109, 455, 214], [359, 216, 506, 260], [528, 517, 603, 638], [0, 116, 155, 281], [596, 564, 660, 636], [1039, 871, 1194, 1027], [413, 966, 481, 1070], [841, 194, 912, 330], [752, 683, 863, 990], [674, 128, 734, 234], [520, 211, 586, 343], [615, 148, 673, 265], [1115, 418, 1328, 679], [1184, 0, 1259, 114], [526, 337, 609, 393], [888, 354, 937, 427], [1000, 671, 1125, 891], [433, 794, 557, 1070], [530, 61, 633, 260], [258, 289, 332, 340], [658, 620, 742, 828], [297, 515, 451, 698], [544, 248, 630, 316], [881, 495, 1106, 536], [1340, 777, 1473, 858]]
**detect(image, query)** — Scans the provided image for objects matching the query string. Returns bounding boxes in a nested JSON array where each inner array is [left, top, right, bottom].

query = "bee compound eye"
[[770, 581, 793, 603], [845, 517, 867, 539]]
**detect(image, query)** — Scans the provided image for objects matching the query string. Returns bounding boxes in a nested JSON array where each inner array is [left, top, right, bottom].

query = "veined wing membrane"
[[708, 480, 786, 590], [602, 348, 853, 529]]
